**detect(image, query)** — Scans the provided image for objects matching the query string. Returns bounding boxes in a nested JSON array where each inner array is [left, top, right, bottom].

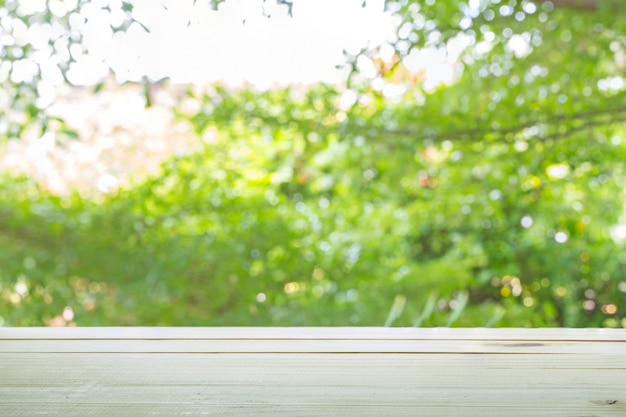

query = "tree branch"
[[376, 104, 626, 145]]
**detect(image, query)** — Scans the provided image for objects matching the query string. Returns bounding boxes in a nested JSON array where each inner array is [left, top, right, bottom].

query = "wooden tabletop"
[[2, 327, 625, 416]]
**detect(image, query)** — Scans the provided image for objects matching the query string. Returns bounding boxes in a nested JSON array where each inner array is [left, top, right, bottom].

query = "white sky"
[[64, 0, 393, 87], [2, 0, 494, 104]]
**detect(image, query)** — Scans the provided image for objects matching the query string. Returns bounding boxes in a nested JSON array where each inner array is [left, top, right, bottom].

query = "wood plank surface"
[[2, 326, 626, 340], [1, 328, 625, 416]]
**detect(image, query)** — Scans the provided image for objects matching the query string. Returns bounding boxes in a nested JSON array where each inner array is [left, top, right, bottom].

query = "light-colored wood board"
[[2, 328, 625, 416], [2, 403, 624, 417], [0, 354, 626, 417], [3, 353, 626, 386], [1, 338, 625, 354], [2, 326, 626, 341], [2, 386, 624, 407]]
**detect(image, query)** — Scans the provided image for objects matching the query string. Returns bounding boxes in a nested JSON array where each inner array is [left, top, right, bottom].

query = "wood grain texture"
[[1, 328, 625, 416]]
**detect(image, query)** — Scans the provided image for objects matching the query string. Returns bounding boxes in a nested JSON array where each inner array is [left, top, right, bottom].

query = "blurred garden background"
[[1, 0, 625, 327]]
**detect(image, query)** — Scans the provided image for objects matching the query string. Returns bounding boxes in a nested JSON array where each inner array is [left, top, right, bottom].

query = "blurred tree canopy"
[[0, 0, 625, 327]]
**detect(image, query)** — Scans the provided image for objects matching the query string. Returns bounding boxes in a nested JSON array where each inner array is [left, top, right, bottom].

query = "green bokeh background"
[[1, 0, 625, 327]]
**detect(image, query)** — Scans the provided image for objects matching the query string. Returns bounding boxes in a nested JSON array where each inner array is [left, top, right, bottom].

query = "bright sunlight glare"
[[51, 0, 392, 87]]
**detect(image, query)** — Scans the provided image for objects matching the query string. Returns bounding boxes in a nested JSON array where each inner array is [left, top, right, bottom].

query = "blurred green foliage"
[[1, 0, 626, 327]]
